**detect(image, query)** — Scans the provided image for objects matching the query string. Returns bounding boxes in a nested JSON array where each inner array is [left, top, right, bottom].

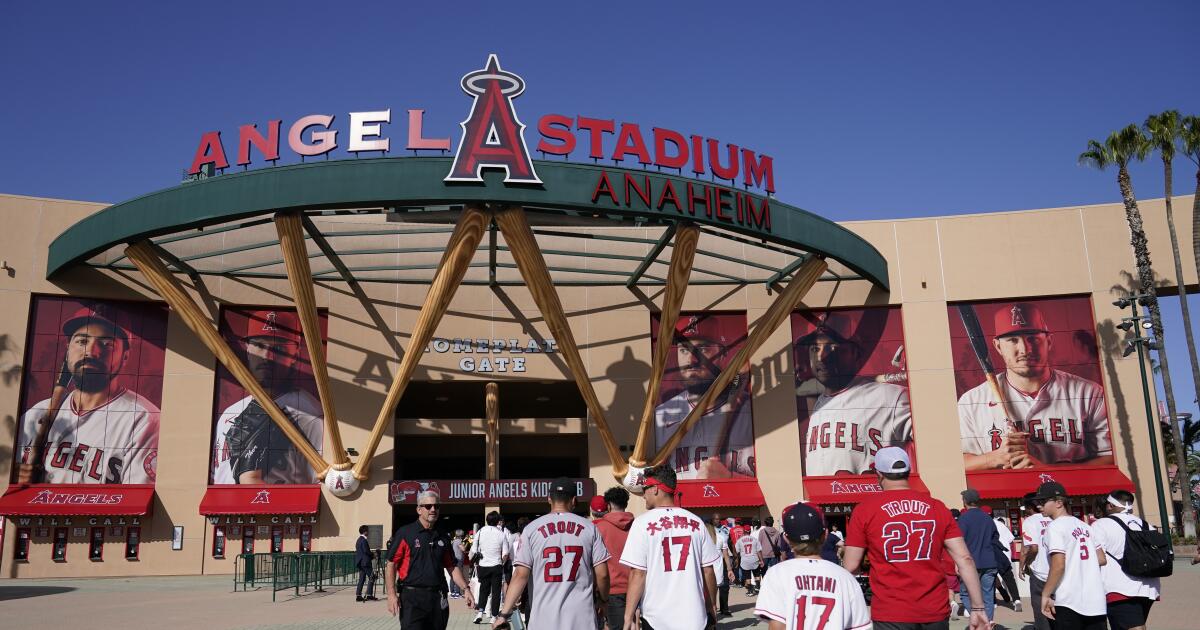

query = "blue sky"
[[3, 2, 1200, 421]]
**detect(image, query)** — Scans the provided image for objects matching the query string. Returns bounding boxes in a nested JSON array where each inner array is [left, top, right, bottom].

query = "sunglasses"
[[419, 503, 441, 510]]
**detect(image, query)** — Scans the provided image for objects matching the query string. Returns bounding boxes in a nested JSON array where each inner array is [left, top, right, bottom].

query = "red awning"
[[967, 467, 1133, 499], [803, 474, 929, 505], [199, 484, 321, 515], [677, 479, 765, 508], [0, 484, 155, 516]]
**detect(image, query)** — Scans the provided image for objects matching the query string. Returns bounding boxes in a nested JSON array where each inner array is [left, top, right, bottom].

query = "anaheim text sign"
[[390, 478, 597, 505]]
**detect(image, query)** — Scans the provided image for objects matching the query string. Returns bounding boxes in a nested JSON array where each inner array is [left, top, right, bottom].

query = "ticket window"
[[89, 527, 104, 561], [14, 528, 30, 561], [271, 525, 284, 554], [213, 526, 227, 559], [52, 528, 68, 561], [241, 528, 255, 554], [299, 525, 312, 553], [125, 527, 141, 560]]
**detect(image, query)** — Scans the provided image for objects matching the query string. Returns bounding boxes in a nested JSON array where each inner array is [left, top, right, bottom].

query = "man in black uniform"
[[385, 490, 475, 629]]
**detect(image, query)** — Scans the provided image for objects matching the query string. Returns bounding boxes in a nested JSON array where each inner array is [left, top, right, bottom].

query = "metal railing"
[[234, 552, 360, 601]]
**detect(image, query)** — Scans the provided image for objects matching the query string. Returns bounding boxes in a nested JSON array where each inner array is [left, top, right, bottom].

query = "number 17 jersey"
[[845, 489, 961, 623], [620, 506, 720, 630], [513, 511, 610, 630]]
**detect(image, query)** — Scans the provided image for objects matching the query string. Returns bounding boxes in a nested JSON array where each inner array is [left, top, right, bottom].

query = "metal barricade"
[[245, 551, 359, 601], [234, 553, 279, 591]]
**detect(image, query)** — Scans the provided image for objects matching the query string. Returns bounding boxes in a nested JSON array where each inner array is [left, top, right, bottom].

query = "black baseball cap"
[[1034, 481, 1068, 502], [782, 503, 826, 542], [548, 477, 576, 501]]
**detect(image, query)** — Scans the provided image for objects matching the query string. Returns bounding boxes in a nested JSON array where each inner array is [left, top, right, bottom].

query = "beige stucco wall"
[[0, 191, 1194, 578]]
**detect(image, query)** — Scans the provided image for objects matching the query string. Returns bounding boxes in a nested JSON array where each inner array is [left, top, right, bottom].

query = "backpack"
[[1104, 515, 1173, 578]]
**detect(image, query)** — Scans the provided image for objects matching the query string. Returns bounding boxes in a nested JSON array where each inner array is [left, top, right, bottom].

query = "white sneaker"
[[473, 611, 484, 624], [950, 602, 963, 619], [484, 615, 495, 624], [1014, 601, 1023, 612]]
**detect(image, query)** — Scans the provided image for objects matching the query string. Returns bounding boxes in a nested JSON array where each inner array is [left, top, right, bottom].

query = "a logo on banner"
[[445, 54, 542, 184], [251, 490, 271, 504], [1010, 306, 1027, 327], [703, 484, 720, 498], [264, 311, 278, 331], [1038, 473, 1056, 484]]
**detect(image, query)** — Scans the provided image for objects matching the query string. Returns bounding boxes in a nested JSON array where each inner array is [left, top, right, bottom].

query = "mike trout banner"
[[792, 306, 913, 477], [948, 296, 1112, 470], [651, 311, 755, 480], [12, 296, 167, 485], [210, 307, 327, 485]]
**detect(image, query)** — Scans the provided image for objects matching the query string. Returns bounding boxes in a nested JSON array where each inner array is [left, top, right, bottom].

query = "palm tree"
[[1080, 124, 1196, 536], [1146, 111, 1200, 535], [1184, 116, 1200, 289]]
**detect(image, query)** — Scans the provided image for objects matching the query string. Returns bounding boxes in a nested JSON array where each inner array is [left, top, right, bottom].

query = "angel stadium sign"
[[186, 54, 776, 230]]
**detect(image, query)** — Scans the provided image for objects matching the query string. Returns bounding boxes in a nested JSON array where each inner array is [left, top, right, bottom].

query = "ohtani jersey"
[[620, 506, 720, 630], [1021, 513, 1052, 581], [803, 378, 912, 476], [737, 529, 762, 570], [17, 389, 160, 484], [754, 558, 871, 630], [211, 390, 324, 484], [845, 489, 961, 623], [1044, 515, 1106, 616], [958, 369, 1111, 464], [655, 388, 754, 479], [513, 511, 609, 630]]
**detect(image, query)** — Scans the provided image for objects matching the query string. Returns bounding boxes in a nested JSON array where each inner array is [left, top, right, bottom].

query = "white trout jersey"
[[958, 370, 1110, 464], [211, 390, 324, 484], [655, 388, 754, 479], [755, 558, 871, 630], [620, 507, 720, 630], [1021, 513, 1052, 581], [18, 389, 160, 484], [1044, 515, 1106, 617], [737, 530, 763, 570], [802, 378, 912, 476]]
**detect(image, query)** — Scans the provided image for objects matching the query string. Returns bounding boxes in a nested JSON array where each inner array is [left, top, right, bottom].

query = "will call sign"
[[188, 55, 776, 197]]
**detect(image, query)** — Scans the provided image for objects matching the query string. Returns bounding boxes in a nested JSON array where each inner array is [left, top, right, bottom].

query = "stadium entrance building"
[[0, 56, 1189, 578]]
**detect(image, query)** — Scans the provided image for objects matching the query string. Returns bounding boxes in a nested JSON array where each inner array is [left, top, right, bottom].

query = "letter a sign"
[[445, 54, 542, 184]]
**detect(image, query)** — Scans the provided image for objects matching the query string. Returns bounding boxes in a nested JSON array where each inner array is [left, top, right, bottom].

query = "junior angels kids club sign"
[[186, 54, 777, 232]]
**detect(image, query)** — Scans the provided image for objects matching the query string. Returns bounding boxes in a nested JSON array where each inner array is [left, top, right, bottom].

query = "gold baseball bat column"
[[626, 224, 700, 485], [649, 255, 828, 470], [125, 240, 332, 480], [493, 206, 626, 478], [351, 206, 490, 482], [486, 382, 500, 480], [276, 213, 356, 495]]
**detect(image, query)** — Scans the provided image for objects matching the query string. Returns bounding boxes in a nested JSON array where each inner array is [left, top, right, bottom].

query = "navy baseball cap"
[[782, 503, 826, 542]]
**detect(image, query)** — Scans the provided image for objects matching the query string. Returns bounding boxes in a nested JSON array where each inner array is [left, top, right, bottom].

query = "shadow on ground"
[[0, 586, 76, 601]]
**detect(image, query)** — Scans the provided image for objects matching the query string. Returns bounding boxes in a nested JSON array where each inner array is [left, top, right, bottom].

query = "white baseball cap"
[[874, 446, 911, 474]]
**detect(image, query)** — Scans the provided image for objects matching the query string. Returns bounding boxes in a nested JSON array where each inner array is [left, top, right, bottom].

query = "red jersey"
[[730, 525, 746, 544], [845, 489, 961, 623]]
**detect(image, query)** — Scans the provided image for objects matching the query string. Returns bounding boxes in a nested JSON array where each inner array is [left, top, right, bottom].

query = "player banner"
[[11, 296, 167, 485], [210, 308, 327, 485], [948, 296, 1112, 470], [651, 312, 755, 480], [792, 306, 913, 477]]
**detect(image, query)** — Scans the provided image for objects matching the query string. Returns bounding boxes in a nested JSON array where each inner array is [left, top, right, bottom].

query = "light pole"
[[1115, 294, 1172, 535]]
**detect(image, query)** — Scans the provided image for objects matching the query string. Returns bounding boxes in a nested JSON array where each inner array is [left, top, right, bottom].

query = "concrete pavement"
[[1, 561, 1196, 629]]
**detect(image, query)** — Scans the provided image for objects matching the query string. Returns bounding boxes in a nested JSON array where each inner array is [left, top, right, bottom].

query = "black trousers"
[[356, 566, 376, 598], [995, 565, 1020, 605], [476, 564, 504, 616], [399, 587, 448, 630], [718, 581, 730, 612], [605, 593, 626, 630], [1030, 575, 1051, 630], [1050, 606, 1107, 630], [873, 622, 950, 630]]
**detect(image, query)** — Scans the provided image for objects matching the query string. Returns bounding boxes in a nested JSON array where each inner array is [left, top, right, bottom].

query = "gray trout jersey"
[[513, 511, 610, 630]]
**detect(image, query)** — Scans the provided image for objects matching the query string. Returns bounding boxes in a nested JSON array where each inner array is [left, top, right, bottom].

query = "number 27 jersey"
[[620, 507, 720, 630], [845, 489, 961, 623], [513, 511, 610, 630]]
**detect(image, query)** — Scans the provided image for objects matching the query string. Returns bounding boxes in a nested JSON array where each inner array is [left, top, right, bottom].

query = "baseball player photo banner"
[[948, 296, 1113, 471], [792, 306, 913, 477], [651, 311, 756, 480], [210, 308, 327, 485], [12, 296, 167, 485]]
